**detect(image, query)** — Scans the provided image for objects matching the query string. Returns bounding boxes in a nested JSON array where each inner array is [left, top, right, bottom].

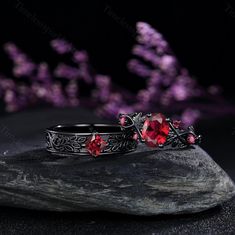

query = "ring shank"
[[46, 124, 137, 156], [47, 124, 123, 135]]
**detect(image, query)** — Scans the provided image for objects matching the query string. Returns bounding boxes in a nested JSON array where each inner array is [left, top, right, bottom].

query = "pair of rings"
[[46, 112, 201, 157]]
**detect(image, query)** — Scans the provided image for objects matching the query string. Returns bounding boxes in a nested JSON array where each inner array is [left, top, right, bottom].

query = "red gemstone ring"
[[119, 112, 201, 149], [46, 124, 138, 157]]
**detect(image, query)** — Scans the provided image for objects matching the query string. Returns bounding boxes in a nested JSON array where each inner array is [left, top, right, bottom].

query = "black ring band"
[[46, 124, 138, 157]]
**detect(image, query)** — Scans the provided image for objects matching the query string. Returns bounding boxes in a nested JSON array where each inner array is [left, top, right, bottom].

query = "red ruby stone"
[[119, 116, 126, 127], [132, 132, 139, 141], [141, 113, 170, 147], [187, 134, 196, 144], [86, 134, 107, 157], [173, 120, 181, 129]]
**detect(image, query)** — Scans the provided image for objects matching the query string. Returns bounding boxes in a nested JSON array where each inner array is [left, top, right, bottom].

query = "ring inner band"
[[47, 124, 122, 134]]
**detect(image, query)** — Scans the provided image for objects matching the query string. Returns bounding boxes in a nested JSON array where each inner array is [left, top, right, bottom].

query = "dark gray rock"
[[0, 140, 234, 216]]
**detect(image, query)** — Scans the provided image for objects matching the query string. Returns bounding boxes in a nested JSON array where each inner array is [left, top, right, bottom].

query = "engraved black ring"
[[46, 124, 138, 157]]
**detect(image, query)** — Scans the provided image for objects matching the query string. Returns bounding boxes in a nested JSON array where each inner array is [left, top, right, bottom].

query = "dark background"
[[0, 1, 235, 234], [0, 0, 235, 97]]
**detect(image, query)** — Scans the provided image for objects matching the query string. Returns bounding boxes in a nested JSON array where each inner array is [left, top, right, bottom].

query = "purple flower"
[[160, 55, 177, 74], [65, 81, 79, 106], [0, 21, 230, 125], [13, 62, 36, 77], [54, 63, 79, 79], [4, 43, 36, 77], [128, 59, 152, 77], [181, 108, 201, 126], [73, 51, 89, 63], [36, 63, 51, 83], [51, 39, 73, 54]]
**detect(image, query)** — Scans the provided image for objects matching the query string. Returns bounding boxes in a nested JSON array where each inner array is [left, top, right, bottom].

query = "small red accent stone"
[[173, 120, 181, 129], [86, 134, 107, 157], [133, 132, 139, 141], [187, 134, 196, 144], [141, 113, 170, 147], [119, 116, 126, 126]]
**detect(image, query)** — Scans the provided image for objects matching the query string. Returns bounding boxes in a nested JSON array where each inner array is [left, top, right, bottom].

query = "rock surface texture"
[[0, 141, 234, 215]]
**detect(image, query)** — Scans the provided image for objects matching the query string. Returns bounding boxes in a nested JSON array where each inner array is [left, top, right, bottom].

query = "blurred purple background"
[[0, 1, 235, 234], [0, 1, 234, 124]]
